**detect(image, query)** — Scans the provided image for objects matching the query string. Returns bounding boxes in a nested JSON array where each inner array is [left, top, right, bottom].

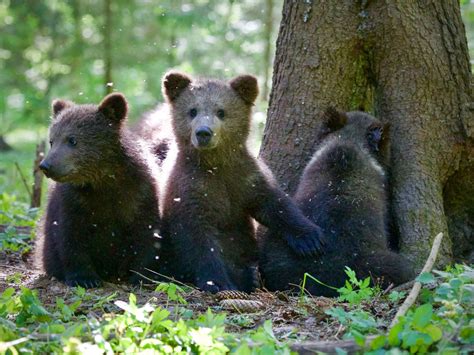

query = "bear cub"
[[159, 71, 326, 293], [259, 108, 415, 295], [35, 93, 161, 288]]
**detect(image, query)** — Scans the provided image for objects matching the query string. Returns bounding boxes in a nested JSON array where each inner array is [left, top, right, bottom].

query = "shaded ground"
[[0, 240, 400, 345]]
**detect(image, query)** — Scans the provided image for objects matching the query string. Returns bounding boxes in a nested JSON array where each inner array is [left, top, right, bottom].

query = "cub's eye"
[[216, 109, 225, 119], [49, 140, 53, 147], [68, 136, 77, 147], [189, 108, 198, 118]]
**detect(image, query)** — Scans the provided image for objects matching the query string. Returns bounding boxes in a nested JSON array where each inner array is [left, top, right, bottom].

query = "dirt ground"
[[0, 244, 399, 347]]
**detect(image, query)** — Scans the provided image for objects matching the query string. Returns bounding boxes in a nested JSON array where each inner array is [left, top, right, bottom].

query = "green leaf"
[[370, 335, 387, 350], [351, 329, 366, 347], [388, 321, 403, 346], [417, 272, 435, 284], [449, 278, 462, 290], [424, 324, 442, 342], [412, 304, 433, 329], [361, 277, 371, 289]]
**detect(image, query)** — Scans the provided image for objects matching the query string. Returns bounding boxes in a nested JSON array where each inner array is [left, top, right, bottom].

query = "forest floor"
[[0, 233, 405, 351], [1, 227, 473, 354]]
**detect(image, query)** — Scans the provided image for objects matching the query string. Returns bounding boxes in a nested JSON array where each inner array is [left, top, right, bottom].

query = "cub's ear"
[[99, 93, 128, 122], [52, 99, 74, 117], [162, 71, 192, 102], [367, 122, 390, 153], [321, 107, 348, 132], [230, 75, 258, 105]]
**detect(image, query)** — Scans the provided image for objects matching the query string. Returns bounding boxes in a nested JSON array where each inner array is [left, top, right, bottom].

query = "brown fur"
[[158, 72, 325, 293], [35, 93, 162, 288], [259, 109, 415, 295]]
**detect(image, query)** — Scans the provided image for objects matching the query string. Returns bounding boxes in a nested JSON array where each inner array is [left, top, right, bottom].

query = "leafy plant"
[[155, 282, 189, 305], [326, 306, 379, 346], [0, 193, 39, 254], [337, 267, 375, 305], [388, 290, 406, 303], [0, 286, 293, 354], [369, 265, 474, 353]]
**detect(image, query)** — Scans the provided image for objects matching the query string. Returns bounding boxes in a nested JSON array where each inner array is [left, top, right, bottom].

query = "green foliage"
[[0, 287, 293, 354], [388, 291, 406, 303], [326, 307, 379, 342], [0, 0, 282, 138], [299, 267, 376, 306], [360, 264, 472, 354], [0, 193, 39, 254], [155, 282, 189, 305], [337, 267, 375, 305], [299, 272, 338, 301]]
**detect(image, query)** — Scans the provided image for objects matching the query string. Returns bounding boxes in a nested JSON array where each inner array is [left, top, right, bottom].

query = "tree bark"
[[260, 0, 473, 267]]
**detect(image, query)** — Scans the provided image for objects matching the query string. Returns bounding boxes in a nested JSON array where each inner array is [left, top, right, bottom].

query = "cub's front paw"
[[284, 225, 326, 257], [65, 272, 102, 288]]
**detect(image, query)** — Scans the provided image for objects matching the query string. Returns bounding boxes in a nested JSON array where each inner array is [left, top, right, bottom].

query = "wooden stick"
[[14, 161, 32, 201], [290, 335, 378, 354], [389, 232, 444, 328]]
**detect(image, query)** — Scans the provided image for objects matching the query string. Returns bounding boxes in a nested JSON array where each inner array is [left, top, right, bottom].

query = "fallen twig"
[[31, 142, 45, 208], [389, 232, 444, 328], [14, 162, 32, 201], [290, 335, 378, 354]]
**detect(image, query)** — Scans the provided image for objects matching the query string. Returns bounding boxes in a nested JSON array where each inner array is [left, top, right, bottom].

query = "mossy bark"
[[260, 0, 473, 268]]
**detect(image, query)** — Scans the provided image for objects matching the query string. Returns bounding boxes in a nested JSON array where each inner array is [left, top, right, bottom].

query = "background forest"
[[0, 1, 473, 354], [0, 0, 285, 200], [1, 0, 474, 201]]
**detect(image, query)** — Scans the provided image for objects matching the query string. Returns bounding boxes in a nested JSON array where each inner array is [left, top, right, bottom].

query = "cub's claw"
[[284, 226, 325, 256], [65, 272, 102, 288]]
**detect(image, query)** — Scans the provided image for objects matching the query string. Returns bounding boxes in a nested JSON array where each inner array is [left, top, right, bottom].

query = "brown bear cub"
[[159, 71, 326, 293], [35, 93, 161, 288], [133, 105, 174, 165], [259, 108, 415, 296]]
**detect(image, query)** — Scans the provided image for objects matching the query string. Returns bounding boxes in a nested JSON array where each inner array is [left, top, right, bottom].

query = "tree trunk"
[[260, 0, 473, 268], [103, 0, 113, 94]]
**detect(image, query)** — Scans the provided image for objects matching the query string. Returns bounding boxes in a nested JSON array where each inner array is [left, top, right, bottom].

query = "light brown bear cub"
[[159, 71, 325, 293]]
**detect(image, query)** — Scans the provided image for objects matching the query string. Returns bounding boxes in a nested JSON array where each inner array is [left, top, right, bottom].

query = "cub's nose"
[[39, 160, 51, 173], [195, 126, 213, 146]]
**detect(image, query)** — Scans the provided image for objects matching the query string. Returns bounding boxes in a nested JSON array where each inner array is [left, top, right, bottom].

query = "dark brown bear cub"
[[159, 71, 325, 293], [259, 108, 415, 296], [36, 93, 161, 288]]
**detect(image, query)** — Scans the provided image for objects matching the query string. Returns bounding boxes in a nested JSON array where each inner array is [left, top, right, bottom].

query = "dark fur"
[[133, 105, 175, 165], [159, 71, 325, 293], [259, 109, 415, 296], [35, 94, 162, 288]]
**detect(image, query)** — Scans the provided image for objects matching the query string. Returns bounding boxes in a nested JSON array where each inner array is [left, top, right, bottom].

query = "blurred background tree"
[[0, 0, 283, 147]]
